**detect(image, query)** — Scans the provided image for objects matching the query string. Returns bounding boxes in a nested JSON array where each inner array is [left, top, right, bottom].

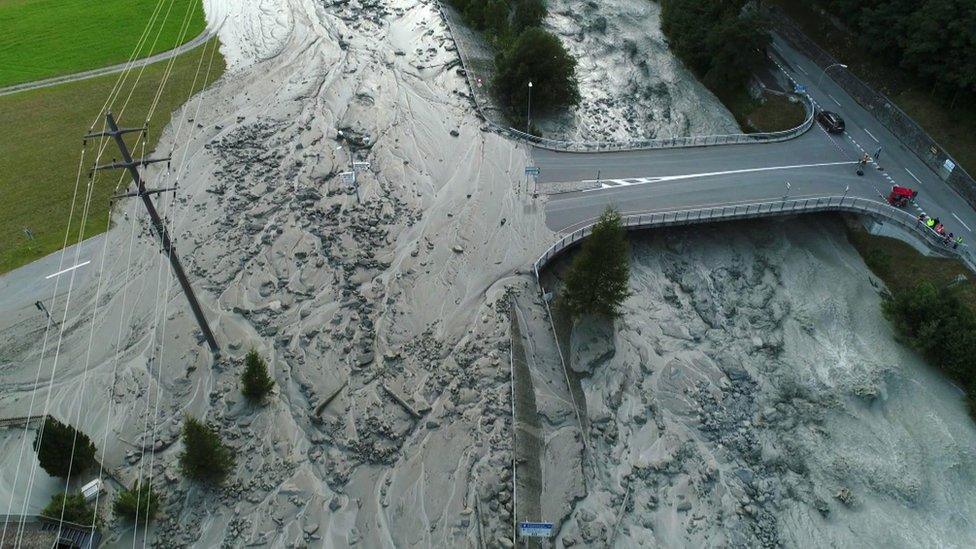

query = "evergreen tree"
[[33, 416, 97, 479], [179, 417, 234, 484], [562, 207, 631, 318], [495, 27, 579, 116], [113, 482, 160, 526], [41, 492, 96, 526], [512, 0, 546, 34], [240, 349, 275, 402]]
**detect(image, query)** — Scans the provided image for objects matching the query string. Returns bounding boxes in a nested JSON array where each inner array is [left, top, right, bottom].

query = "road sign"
[[524, 166, 540, 176], [339, 171, 356, 185], [794, 84, 807, 94], [944, 158, 956, 174], [518, 522, 553, 538], [353, 161, 371, 172]]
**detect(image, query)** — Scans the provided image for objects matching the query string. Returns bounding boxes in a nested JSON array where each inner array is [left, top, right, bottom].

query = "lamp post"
[[817, 63, 848, 88], [526, 81, 533, 134]]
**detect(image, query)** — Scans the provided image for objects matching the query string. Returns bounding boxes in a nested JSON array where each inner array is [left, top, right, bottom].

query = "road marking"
[[581, 161, 857, 191], [905, 168, 923, 185], [864, 128, 880, 143], [952, 213, 973, 232], [46, 260, 90, 280], [826, 93, 842, 106], [797, 65, 808, 75]]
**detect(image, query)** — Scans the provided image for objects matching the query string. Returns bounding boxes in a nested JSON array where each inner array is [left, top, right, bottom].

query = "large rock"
[[569, 316, 615, 375]]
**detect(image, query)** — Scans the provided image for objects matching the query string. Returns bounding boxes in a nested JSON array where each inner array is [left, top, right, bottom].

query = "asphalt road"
[[537, 36, 976, 246], [0, 30, 215, 98]]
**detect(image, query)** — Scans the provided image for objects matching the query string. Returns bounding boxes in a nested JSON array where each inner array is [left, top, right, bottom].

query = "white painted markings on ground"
[[583, 161, 857, 191], [864, 128, 880, 143], [826, 93, 842, 106], [45, 260, 90, 280], [952, 213, 973, 233], [905, 168, 923, 185]]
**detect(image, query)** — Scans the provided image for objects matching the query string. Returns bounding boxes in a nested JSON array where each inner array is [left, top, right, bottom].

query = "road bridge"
[[533, 37, 976, 271]]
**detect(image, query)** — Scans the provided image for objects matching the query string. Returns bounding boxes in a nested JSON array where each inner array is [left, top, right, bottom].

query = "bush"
[[240, 349, 275, 402], [512, 0, 547, 34], [113, 482, 160, 526], [561, 207, 631, 318], [33, 416, 97, 479], [179, 417, 234, 484], [41, 492, 96, 526], [884, 282, 976, 395], [495, 27, 579, 118]]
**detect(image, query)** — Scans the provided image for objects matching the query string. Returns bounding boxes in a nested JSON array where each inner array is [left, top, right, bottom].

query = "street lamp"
[[526, 81, 533, 134], [817, 63, 848, 87]]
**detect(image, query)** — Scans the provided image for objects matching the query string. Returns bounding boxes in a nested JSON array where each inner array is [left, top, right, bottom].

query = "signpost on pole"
[[524, 166, 540, 196], [518, 522, 553, 539]]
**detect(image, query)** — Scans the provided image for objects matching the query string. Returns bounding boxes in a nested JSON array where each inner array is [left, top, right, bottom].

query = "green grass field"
[[0, 37, 225, 273], [0, 0, 207, 87]]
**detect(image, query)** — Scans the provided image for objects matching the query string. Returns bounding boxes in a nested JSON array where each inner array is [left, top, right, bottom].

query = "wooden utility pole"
[[88, 112, 220, 356]]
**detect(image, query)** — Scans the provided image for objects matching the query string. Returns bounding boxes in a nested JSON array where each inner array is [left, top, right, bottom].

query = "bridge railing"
[[434, 1, 816, 154], [534, 195, 971, 276], [504, 95, 815, 153]]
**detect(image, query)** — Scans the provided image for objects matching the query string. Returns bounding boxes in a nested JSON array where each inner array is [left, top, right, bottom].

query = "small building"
[[0, 514, 101, 548]]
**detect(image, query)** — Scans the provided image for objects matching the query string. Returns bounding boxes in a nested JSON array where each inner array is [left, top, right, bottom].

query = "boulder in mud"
[[570, 316, 615, 375]]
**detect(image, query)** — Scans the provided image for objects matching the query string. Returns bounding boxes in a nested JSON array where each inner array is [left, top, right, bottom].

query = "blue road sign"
[[519, 522, 554, 538], [794, 84, 807, 94], [524, 166, 541, 176]]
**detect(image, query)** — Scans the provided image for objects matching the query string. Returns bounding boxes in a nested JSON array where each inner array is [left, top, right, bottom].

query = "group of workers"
[[918, 213, 963, 249]]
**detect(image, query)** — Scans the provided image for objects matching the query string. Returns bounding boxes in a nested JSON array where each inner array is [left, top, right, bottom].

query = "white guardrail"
[[434, 1, 816, 153], [533, 195, 973, 277]]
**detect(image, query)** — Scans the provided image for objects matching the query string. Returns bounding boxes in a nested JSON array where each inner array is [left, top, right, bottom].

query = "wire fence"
[[434, 1, 815, 153], [534, 195, 973, 276], [769, 8, 976, 209]]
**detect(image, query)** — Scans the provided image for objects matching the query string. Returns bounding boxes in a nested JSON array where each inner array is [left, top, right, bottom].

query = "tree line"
[[445, 0, 579, 125], [659, 0, 770, 97], [884, 282, 976, 415], [818, 0, 976, 102]]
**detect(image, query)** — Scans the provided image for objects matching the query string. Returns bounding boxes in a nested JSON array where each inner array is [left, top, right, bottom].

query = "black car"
[[817, 110, 845, 134]]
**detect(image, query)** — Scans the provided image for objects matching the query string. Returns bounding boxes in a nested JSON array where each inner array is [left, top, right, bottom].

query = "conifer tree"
[[562, 207, 631, 318], [179, 417, 234, 484], [33, 416, 97, 479], [240, 349, 275, 402]]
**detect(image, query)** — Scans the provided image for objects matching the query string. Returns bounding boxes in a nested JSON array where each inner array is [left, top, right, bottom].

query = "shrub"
[[561, 207, 631, 318], [240, 349, 275, 402], [179, 417, 234, 484], [512, 0, 546, 34], [33, 416, 97, 479], [113, 482, 160, 526], [884, 282, 976, 397], [41, 492, 96, 526], [495, 27, 579, 118]]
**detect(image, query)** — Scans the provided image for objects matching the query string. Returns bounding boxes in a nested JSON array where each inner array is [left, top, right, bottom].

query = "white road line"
[[45, 260, 90, 280], [864, 128, 880, 143], [905, 168, 923, 185], [582, 161, 858, 191], [797, 65, 808, 75], [952, 213, 973, 232], [827, 93, 842, 106]]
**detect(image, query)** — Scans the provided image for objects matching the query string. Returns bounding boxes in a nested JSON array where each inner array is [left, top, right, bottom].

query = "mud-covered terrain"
[[560, 216, 976, 547]]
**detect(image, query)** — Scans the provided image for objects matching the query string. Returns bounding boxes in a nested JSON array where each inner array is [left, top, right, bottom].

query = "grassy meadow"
[[0, 0, 207, 87]]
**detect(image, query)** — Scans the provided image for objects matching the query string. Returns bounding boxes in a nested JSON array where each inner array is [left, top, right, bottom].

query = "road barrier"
[[434, 1, 815, 153], [534, 195, 972, 277], [770, 9, 976, 211]]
